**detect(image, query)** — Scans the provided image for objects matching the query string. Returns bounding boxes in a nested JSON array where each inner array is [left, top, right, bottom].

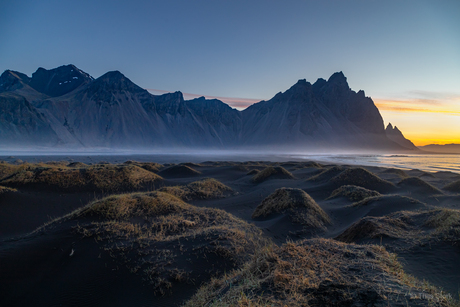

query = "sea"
[[0, 150, 459, 174], [299, 154, 460, 174]]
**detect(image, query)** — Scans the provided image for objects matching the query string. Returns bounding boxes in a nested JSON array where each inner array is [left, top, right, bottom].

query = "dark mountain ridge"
[[419, 144, 460, 154], [0, 65, 416, 152]]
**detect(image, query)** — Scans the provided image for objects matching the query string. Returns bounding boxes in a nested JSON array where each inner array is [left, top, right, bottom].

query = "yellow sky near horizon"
[[375, 97, 460, 146]]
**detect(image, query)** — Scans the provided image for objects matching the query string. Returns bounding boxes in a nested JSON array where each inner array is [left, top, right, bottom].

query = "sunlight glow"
[[376, 96, 460, 146]]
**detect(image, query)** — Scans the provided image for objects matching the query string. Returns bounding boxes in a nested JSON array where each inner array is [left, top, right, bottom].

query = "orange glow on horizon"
[[375, 97, 460, 146], [374, 98, 460, 116]]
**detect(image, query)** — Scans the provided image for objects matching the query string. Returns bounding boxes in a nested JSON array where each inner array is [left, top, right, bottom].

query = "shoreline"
[[1, 151, 459, 174]]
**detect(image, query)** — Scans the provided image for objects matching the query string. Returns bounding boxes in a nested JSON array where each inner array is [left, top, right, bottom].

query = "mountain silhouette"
[[0, 65, 416, 151]]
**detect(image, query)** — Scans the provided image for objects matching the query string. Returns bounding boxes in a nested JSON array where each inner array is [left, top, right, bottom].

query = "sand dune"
[[1, 159, 459, 306]]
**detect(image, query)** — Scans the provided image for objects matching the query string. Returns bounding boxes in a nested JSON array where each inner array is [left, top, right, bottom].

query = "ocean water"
[[301, 154, 460, 174], [0, 151, 459, 174]]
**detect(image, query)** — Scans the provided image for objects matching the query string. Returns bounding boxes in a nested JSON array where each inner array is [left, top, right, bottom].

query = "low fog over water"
[[0, 149, 458, 174]]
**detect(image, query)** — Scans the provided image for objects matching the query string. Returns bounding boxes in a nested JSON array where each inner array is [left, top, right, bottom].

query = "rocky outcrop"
[[385, 123, 418, 150]]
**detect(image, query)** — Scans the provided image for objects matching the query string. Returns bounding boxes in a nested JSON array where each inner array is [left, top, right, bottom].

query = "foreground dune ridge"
[[251, 166, 295, 183], [33, 191, 269, 298], [158, 178, 235, 201], [337, 208, 460, 245], [327, 185, 381, 202], [0, 159, 459, 306], [397, 176, 444, 195], [184, 238, 454, 307], [443, 179, 460, 193], [0, 162, 163, 192]]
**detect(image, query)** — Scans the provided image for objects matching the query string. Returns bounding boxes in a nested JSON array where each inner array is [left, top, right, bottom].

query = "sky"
[[1, 0, 459, 146]]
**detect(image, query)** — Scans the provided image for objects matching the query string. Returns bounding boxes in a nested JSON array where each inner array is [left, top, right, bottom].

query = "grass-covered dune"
[[1, 159, 460, 306], [252, 187, 330, 231], [184, 238, 454, 307], [1, 191, 269, 306], [158, 178, 235, 201], [0, 162, 163, 192]]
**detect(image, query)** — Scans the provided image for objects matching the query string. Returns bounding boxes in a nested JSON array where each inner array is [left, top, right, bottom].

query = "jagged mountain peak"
[[313, 77, 327, 86], [293, 78, 310, 87], [85, 70, 146, 95], [285, 78, 312, 94], [99, 70, 125, 79], [385, 122, 417, 150], [386, 123, 402, 133], [328, 71, 346, 82], [326, 71, 349, 89], [28, 64, 93, 97]]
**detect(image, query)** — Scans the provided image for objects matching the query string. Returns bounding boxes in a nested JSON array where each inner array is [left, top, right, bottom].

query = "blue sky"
[[1, 0, 459, 144]]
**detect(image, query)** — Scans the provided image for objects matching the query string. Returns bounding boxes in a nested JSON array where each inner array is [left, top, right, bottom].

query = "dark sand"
[[1, 158, 459, 306]]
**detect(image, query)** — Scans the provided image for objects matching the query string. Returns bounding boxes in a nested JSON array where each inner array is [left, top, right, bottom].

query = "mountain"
[[0, 65, 415, 152], [418, 144, 460, 154], [32, 70, 242, 148], [0, 92, 60, 146], [385, 123, 418, 150], [0, 64, 93, 100], [241, 72, 397, 150], [28, 64, 94, 97]]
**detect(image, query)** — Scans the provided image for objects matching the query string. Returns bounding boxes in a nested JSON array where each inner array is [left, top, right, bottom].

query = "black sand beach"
[[1, 158, 459, 306]]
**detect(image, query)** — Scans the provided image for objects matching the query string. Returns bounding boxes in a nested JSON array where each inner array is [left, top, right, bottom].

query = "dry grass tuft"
[[159, 164, 201, 177], [184, 238, 453, 307], [246, 169, 260, 176], [336, 214, 415, 243], [424, 208, 460, 239], [337, 208, 460, 247], [350, 194, 424, 208], [251, 166, 294, 183], [443, 180, 460, 193], [79, 191, 189, 220], [306, 165, 344, 182], [67, 162, 87, 168], [179, 162, 202, 168], [330, 167, 396, 193], [123, 161, 163, 173], [298, 161, 323, 169], [328, 185, 381, 201], [419, 172, 436, 178], [0, 185, 17, 194], [252, 188, 330, 230], [50, 191, 270, 296], [0, 162, 22, 181], [0, 163, 163, 192], [158, 178, 235, 201], [380, 168, 409, 178], [398, 177, 443, 195]]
